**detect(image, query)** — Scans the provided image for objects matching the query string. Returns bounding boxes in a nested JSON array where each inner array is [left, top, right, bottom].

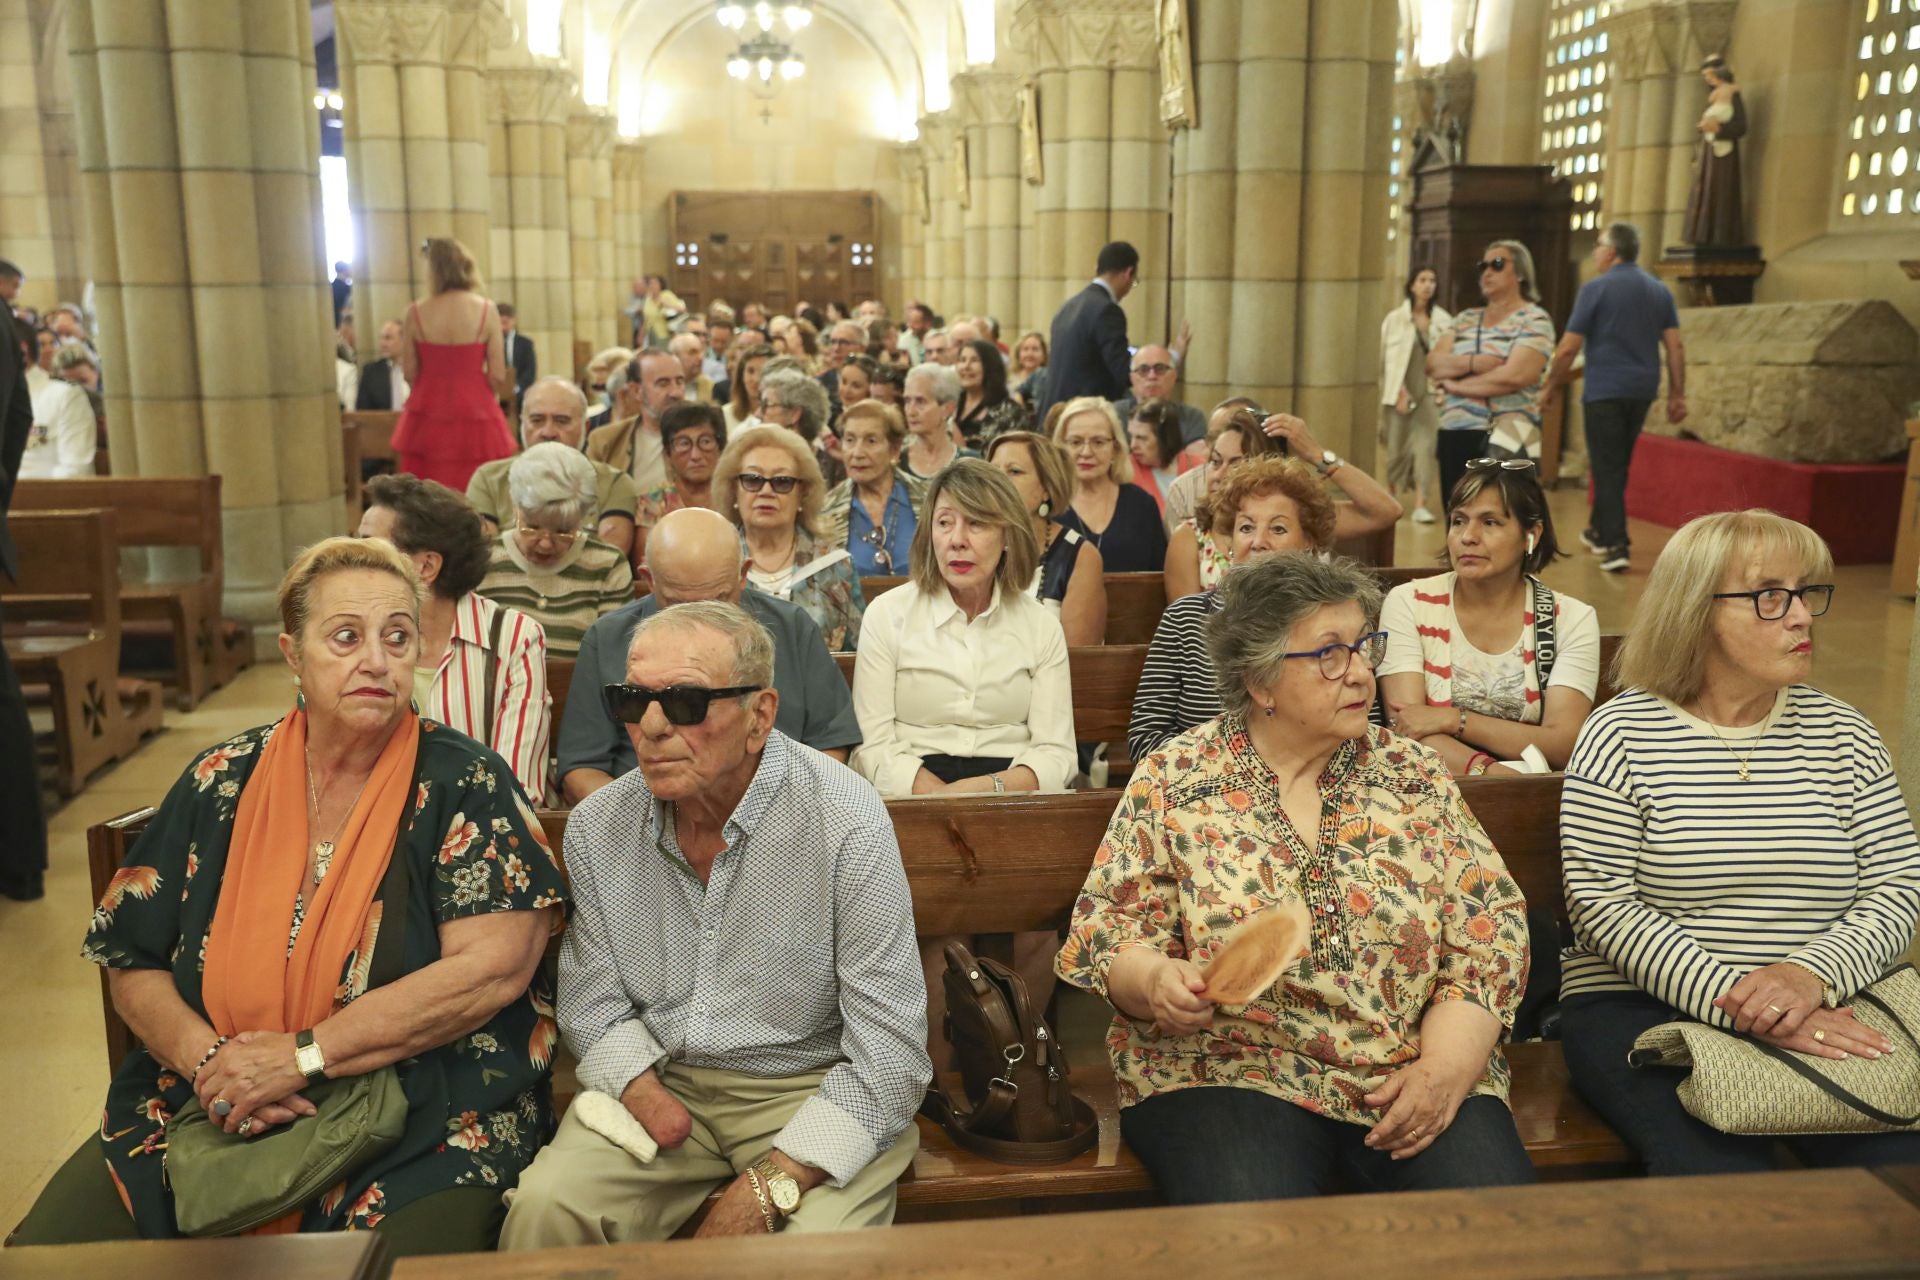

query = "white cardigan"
[[1378, 300, 1454, 407]]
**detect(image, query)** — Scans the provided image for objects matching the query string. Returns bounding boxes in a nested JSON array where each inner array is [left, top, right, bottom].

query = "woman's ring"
[[237, 1118, 254, 1137], [212, 1098, 232, 1117], [1813, 1029, 1827, 1043], [1409, 1128, 1422, 1138], [1768, 1004, 1784, 1014]]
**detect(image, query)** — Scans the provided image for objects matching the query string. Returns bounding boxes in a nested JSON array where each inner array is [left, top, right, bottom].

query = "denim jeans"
[[1437, 429, 1491, 511], [1582, 398, 1652, 549], [1559, 991, 1920, 1177], [1118, 1085, 1535, 1205]]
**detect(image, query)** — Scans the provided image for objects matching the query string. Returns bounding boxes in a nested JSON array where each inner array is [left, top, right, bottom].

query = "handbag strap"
[[1529, 576, 1557, 690], [1748, 966, 1920, 1128], [365, 728, 423, 992], [918, 1086, 1099, 1166], [480, 601, 507, 749]]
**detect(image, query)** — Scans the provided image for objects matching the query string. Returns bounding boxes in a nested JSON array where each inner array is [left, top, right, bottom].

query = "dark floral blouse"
[[81, 717, 570, 1237]]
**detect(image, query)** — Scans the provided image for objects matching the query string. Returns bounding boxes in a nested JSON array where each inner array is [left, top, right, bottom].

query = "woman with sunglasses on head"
[[478, 443, 634, 663], [819, 400, 926, 577], [1061, 553, 1533, 1207], [1376, 459, 1599, 777], [1557, 510, 1920, 1178], [1425, 241, 1556, 506], [986, 430, 1107, 647], [713, 424, 866, 651]]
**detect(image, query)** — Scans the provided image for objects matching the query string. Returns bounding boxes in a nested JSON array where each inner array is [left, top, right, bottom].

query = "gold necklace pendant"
[[315, 840, 335, 880]]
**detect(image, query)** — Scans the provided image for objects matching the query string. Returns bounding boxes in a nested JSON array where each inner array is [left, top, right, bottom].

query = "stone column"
[[67, 0, 339, 621], [1655, 2, 1735, 250], [893, 142, 928, 314], [918, 114, 962, 316], [1, 0, 85, 311], [1169, 0, 1246, 412], [954, 70, 1024, 333], [335, 0, 499, 341], [567, 109, 616, 353], [612, 140, 644, 300], [486, 56, 574, 381]]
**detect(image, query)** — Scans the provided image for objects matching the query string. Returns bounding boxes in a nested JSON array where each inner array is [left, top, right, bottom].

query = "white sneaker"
[[1412, 507, 1435, 524]]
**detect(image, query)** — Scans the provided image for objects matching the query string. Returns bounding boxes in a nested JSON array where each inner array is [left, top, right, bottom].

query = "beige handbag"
[[1628, 965, 1920, 1135]]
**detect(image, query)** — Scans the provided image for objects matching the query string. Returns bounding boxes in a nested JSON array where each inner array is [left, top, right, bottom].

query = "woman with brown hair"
[[391, 237, 517, 491], [723, 341, 775, 434]]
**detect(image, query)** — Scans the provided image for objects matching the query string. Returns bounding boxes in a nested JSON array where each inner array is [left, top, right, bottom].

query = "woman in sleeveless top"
[[986, 430, 1106, 646], [391, 238, 516, 493]]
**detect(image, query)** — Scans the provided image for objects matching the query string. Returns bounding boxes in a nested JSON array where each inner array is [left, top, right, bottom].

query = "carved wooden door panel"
[[670, 191, 878, 316]]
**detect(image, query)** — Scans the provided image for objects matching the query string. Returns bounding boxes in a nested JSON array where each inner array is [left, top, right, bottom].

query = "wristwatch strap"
[[294, 1028, 328, 1084]]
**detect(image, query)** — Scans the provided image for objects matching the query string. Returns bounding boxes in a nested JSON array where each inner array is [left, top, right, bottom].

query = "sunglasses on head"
[[1465, 457, 1537, 473], [736, 473, 801, 494], [1475, 256, 1510, 274], [602, 682, 764, 726]]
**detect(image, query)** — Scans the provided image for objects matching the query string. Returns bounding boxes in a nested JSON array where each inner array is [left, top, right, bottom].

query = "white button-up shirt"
[[850, 579, 1076, 796]]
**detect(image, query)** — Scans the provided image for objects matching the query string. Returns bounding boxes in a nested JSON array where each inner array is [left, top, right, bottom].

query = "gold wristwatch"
[[294, 1028, 328, 1084], [752, 1157, 802, 1218]]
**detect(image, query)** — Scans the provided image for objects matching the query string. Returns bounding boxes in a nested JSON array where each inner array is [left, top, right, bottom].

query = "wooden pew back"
[[11, 476, 224, 580], [0, 507, 120, 636], [859, 573, 1167, 647], [344, 410, 400, 464]]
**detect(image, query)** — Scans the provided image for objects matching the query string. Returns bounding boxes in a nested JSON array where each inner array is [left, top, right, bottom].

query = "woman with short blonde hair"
[[819, 400, 924, 575], [1051, 396, 1165, 573], [1559, 509, 1920, 1177]]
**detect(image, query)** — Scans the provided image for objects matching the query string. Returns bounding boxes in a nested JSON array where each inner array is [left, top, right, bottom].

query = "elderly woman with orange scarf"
[[15, 537, 568, 1256]]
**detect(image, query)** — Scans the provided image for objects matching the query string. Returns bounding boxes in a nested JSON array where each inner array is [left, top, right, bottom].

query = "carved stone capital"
[[1012, 0, 1158, 73], [568, 110, 615, 158], [488, 62, 574, 124], [951, 70, 1024, 128], [612, 141, 645, 179], [1675, 0, 1737, 71]]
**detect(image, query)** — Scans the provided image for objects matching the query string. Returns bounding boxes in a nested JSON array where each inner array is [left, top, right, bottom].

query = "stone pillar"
[[67, 0, 340, 621], [893, 143, 928, 314], [486, 56, 574, 381], [1169, 0, 1246, 412], [918, 114, 962, 316], [335, 0, 499, 342], [612, 140, 644, 298], [954, 70, 1025, 333], [1, 0, 84, 312], [567, 109, 616, 353]]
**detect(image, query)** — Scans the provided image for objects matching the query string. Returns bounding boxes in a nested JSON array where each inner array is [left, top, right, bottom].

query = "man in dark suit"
[[330, 260, 352, 326], [1, 316, 47, 900], [1035, 240, 1139, 423], [500, 302, 537, 416], [354, 317, 411, 411]]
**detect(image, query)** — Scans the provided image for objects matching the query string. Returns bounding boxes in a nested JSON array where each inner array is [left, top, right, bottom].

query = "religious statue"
[[953, 133, 971, 210], [1682, 54, 1748, 247], [1157, 0, 1197, 130], [1019, 82, 1044, 185]]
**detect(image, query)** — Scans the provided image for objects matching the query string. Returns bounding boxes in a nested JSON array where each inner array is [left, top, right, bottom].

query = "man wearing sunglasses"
[[557, 507, 861, 804], [502, 600, 930, 1247], [1112, 342, 1206, 451]]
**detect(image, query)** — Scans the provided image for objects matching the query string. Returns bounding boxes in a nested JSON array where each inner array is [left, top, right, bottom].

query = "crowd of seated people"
[[20, 259, 1920, 1260]]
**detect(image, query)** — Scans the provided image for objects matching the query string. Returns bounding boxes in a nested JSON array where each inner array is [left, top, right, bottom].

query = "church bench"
[[87, 774, 1629, 1217], [2, 509, 165, 796], [858, 573, 1168, 646], [10, 476, 254, 709], [343, 410, 400, 519]]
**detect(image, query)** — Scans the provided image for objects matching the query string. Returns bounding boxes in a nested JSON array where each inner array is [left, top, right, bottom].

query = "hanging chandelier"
[[716, 0, 813, 34], [725, 31, 806, 86]]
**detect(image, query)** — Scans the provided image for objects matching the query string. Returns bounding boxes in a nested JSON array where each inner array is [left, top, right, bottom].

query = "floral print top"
[[1056, 716, 1529, 1127], [82, 718, 570, 1237]]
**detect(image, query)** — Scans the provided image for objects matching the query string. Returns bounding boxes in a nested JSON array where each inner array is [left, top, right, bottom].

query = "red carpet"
[[1622, 433, 1903, 564]]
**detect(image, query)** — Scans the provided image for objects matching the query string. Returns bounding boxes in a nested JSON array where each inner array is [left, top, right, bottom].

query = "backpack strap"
[[1529, 576, 1558, 691]]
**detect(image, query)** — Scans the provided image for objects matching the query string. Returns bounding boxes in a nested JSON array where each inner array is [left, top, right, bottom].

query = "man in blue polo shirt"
[[1545, 221, 1686, 573]]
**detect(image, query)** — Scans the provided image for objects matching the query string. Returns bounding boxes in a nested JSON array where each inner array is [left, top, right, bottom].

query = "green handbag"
[[165, 767, 420, 1237]]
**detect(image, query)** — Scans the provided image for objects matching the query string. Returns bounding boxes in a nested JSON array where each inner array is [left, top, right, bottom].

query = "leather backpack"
[[920, 940, 1098, 1165]]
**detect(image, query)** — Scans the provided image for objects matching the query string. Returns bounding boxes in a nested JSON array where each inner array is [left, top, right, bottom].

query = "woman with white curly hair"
[[478, 442, 633, 659]]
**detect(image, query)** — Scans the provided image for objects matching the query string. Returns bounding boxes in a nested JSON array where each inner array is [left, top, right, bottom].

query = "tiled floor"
[[1, 488, 1912, 1229]]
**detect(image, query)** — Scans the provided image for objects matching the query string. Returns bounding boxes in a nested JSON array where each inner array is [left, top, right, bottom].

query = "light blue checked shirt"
[[557, 730, 931, 1185]]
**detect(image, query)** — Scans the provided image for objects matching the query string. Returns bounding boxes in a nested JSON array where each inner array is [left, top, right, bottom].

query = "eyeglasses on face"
[[602, 682, 764, 726], [1465, 457, 1537, 474], [1475, 256, 1511, 274], [1282, 631, 1389, 680], [1063, 435, 1114, 454], [737, 472, 801, 494], [513, 523, 578, 550], [1711, 585, 1835, 621], [1132, 362, 1174, 378], [668, 432, 720, 454]]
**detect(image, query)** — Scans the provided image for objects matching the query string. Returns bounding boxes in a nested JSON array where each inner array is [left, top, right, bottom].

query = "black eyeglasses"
[[1474, 256, 1510, 274], [1711, 585, 1835, 621], [1465, 457, 1537, 473], [736, 473, 801, 494], [1132, 362, 1174, 378], [602, 683, 765, 726], [1282, 631, 1388, 681]]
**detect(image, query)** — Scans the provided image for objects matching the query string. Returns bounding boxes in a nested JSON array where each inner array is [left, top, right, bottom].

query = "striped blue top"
[[1559, 685, 1920, 1026]]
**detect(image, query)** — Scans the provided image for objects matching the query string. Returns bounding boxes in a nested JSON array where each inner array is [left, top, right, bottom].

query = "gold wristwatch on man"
[[750, 1156, 802, 1222]]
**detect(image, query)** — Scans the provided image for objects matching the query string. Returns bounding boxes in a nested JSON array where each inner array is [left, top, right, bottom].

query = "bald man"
[[1112, 344, 1207, 448], [557, 508, 861, 802]]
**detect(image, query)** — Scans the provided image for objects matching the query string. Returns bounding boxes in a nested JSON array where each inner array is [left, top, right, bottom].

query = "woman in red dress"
[[392, 238, 517, 491]]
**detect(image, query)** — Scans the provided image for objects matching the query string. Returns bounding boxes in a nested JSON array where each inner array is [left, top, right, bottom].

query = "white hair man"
[[465, 375, 639, 557], [501, 597, 927, 1246]]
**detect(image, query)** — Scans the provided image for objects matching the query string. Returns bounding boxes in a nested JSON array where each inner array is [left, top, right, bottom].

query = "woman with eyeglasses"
[[478, 443, 634, 662], [954, 338, 1030, 448], [634, 403, 727, 566], [819, 400, 925, 577], [1051, 396, 1167, 575], [1377, 459, 1598, 776], [986, 430, 1106, 647], [1557, 509, 1920, 1177], [713, 424, 866, 651], [1060, 552, 1533, 1206], [1425, 241, 1556, 506]]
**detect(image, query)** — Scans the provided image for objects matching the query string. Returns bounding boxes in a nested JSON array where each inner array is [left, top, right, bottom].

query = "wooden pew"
[[344, 410, 400, 468], [11, 475, 254, 709], [87, 774, 1628, 1218], [859, 573, 1166, 647], [2, 509, 164, 795], [1332, 521, 1396, 566]]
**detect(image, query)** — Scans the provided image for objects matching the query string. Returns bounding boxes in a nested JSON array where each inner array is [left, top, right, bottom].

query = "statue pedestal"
[[1656, 244, 1766, 306]]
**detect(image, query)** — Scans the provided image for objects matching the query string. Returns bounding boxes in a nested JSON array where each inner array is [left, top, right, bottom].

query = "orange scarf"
[[203, 707, 419, 1042]]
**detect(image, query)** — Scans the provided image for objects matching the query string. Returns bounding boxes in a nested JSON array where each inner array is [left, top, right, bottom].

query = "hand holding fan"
[[1201, 898, 1312, 1005]]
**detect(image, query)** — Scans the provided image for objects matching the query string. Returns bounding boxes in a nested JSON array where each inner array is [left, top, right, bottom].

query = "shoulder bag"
[[1628, 965, 1920, 1134], [921, 940, 1099, 1165], [164, 752, 422, 1236]]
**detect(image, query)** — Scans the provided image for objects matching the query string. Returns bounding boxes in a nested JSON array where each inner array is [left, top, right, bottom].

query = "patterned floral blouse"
[[82, 718, 570, 1237], [1056, 716, 1529, 1127]]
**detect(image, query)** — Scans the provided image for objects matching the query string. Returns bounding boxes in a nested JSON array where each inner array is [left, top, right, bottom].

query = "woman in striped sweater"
[[1559, 510, 1920, 1176]]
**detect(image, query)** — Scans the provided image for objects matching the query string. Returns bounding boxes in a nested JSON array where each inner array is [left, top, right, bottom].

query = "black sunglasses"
[[736, 473, 801, 494], [602, 682, 764, 726], [1475, 256, 1510, 274]]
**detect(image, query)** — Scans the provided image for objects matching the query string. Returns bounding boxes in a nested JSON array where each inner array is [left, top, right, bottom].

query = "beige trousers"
[[497, 1062, 918, 1249]]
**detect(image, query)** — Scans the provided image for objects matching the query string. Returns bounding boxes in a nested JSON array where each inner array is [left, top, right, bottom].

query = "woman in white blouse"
[[851, 458, 1075, 797], [19, 369, 96, 479]]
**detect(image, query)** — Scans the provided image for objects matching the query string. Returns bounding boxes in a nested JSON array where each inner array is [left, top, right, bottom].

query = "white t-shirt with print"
[[1379, 581, 1601, 724]]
